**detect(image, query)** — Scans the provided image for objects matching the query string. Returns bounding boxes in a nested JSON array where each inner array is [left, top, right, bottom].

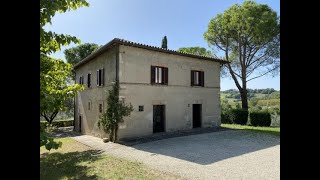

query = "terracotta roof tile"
[[74, 38, 228, 69]]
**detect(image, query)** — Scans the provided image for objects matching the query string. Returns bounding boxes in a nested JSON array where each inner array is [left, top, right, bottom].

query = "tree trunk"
[[114, 124, 118, 142], [109, 128, 114, 142], [240, 81, 249, 110], [48, 111, 58, 124], [41, 111, 58, 125]]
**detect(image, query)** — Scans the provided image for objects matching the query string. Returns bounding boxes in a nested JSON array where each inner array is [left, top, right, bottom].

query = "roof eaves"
[[115, 38, 228, 63], [73, 38, 228, 69], [73, 38, 119, 69]]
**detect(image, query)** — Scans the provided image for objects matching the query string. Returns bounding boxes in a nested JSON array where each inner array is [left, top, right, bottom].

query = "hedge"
[[229, 109, 248, 125], [221, 111, 232, 124], [250, 112, 271, 126], [40, 119, 74, 128]]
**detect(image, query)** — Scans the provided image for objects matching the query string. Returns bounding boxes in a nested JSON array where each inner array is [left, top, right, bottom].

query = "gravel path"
[[72, 130, 280, 180]]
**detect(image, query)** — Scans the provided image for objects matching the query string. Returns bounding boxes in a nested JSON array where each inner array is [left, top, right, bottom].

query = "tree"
[[64, 43, 101, 65], [40, 56, 84, 124], [40, 0, 89, 150], [98, 81, 133, 142], [204, 1, 280, 110], [178, 47, 215, 57], [161, 36, 168, 49]]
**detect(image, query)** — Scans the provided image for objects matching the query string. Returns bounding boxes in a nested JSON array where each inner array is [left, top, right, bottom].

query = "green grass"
[[253, 93, 268, 98], [41, 138, 179, 180], [221, 124, 280, 136]]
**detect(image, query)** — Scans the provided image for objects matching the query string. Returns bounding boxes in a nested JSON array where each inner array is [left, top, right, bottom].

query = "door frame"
[[153, 105, 166, 133], [192, 104, 202, 128]]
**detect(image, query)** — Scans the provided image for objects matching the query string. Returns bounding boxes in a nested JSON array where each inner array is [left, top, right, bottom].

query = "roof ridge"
[[113, 38, 223, 60], [74, 38, 228, 69]]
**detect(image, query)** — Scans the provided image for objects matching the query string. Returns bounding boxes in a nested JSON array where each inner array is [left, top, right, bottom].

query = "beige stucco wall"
[[75, 45, 222, 140], [117, 45, 221, 140], [74, 48, 117, 138]]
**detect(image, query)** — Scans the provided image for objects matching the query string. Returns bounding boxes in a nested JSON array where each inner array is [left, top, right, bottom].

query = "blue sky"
[[45, 0, 280, 90]]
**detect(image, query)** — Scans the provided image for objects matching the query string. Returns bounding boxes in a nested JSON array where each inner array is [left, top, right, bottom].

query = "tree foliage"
[[40, 56, 84, 124], [64, 43, 101, 65], [178, 47, 215, 57], [40, 0, 89, 150], [98, 81, 133, 142], [161, 36, 168, 49], [40, 0, 89, 55], [204, 1, 280, 110]]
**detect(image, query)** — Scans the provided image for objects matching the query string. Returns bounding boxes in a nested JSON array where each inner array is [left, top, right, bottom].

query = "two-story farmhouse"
[[74, 38, 227, 140]]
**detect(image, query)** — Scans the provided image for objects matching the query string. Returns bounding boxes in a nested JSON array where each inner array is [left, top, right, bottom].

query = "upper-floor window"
[[97, 68, 104, 86], [99, 103, 103, 113], [79, 76, 84, 85], [88, 101, 91, 110], [151, 66, 168, 85], [87, 73, 91, 88], [191, 70, 204, 87]]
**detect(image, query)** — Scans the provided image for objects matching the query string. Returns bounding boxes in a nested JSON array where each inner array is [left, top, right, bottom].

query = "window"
[[96, 68, 104, 86], [99, 103, 103, 113], [79, 76, 84, 85], [139, 105, 144, 111], [151, 66, 168, 85], [87, 73, 91, 88], [191, 70, 204, 87], [88, 101, 91, 110]]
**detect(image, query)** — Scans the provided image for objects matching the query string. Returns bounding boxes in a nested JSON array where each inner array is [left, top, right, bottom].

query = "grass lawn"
[[221, 124, 280, 136], [40, 138, 179, 180]]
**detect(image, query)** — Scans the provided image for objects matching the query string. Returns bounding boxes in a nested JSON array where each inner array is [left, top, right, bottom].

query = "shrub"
[[229, 109, 248, 125], [250, 112, 271, 126], [40, 119, 74, 128], [221, 111, 232, 124]]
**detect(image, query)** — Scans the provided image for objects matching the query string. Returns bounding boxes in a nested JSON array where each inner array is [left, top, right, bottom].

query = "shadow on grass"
[[40, 150, 103, 179]]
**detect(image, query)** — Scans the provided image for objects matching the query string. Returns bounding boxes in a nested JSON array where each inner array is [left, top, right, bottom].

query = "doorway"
[[193, 104, 202, 128], [153, 105, 165, 133]]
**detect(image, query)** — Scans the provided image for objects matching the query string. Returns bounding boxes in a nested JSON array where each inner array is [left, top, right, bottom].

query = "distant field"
[[257, 99, 280, 106], [221, 90, 280, 110]]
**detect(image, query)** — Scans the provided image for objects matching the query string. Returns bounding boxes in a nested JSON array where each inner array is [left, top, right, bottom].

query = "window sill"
[[151, 83, 168, 86]]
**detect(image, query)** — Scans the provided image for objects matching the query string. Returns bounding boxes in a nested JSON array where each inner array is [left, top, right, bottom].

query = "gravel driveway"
[[73, 130, 280, 180]]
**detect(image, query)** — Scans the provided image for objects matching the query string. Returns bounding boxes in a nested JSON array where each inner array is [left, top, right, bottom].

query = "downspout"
[[116, 45, 119, 82], [73, 71, 76, 131]]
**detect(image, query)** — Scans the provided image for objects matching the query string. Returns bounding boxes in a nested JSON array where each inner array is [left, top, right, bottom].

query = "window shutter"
[[96, 70, 99, 86], [102, 68, 105, 86], [151, 66, 155, 84], [163, 67, 168, 85], [99, 69, 102, 86], [191, 71, 194, 86], [87, 74, 91, 88], [201, 71, 204, 87]]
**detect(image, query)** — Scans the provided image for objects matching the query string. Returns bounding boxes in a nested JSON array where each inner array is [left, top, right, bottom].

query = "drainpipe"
[[73, 71, 76, 131], [116, 45, 119, 82]]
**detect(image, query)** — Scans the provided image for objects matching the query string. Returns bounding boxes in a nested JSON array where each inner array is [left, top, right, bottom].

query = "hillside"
[[221, 88, 280, 112]]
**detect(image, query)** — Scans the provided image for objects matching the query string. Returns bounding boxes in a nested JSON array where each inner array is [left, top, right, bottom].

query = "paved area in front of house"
[[72, 130, 279, 180]]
